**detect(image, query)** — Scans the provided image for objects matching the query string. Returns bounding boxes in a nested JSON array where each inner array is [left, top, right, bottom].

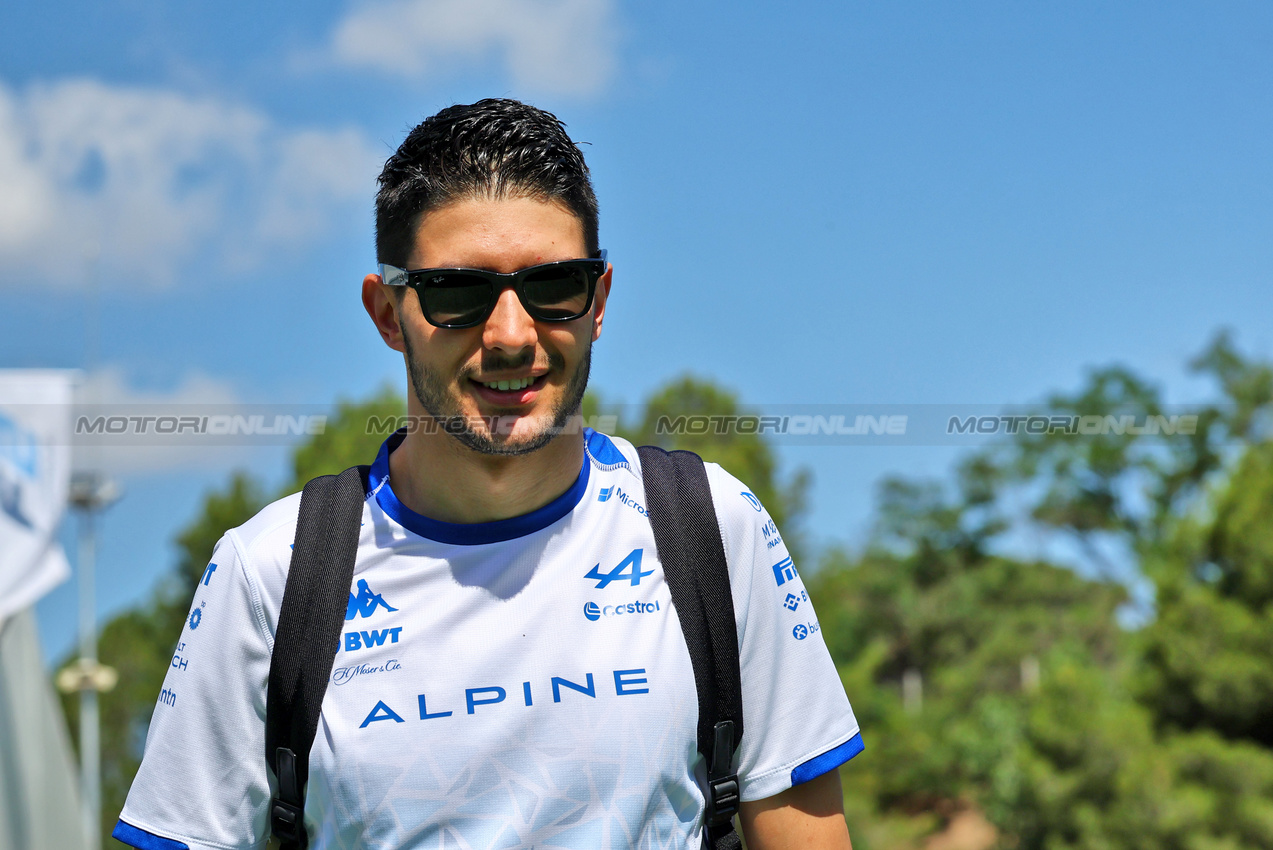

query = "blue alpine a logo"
[[585, 549, 654, 588]]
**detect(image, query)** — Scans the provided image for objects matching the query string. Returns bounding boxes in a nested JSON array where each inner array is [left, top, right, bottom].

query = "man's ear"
[[362, 273, 406, 353], [591, 263, 613, 342]]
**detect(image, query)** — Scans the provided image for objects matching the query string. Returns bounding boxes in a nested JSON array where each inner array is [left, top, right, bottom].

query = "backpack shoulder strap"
[[637, 446, 744, 850], [265, 464, 369, 850]]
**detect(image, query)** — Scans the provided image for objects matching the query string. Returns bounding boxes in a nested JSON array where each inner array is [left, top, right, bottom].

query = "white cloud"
[[329, 0, 616, 96], [0, 78, 384, 287]]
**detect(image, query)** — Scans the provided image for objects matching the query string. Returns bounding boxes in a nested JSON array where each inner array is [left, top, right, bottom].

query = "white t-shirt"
[[115, 430, 862, 850]]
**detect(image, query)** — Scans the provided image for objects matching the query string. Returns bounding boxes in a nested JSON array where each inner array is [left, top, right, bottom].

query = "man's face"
[[392, 195, 609, 455]]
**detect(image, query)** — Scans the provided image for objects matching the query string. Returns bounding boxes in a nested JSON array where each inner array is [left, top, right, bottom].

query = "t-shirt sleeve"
[[114, 530, 275, 850], [705, 464, 863, 802]]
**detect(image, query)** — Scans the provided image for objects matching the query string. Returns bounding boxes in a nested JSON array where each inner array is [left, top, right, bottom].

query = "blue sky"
[[4, 0, 1272, 661]]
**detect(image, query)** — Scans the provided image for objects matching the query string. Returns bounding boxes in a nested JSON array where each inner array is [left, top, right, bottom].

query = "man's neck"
[[387, 425, 585, 525]]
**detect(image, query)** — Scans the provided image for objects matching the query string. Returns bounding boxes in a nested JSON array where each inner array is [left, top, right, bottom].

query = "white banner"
[[0, 370, 77, 627]]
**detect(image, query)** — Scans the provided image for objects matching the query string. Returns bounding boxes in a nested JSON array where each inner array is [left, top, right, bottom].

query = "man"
[[115, 99, 861, 849]]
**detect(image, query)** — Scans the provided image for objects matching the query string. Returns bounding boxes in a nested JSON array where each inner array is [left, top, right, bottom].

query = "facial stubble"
[[401, 328, 592, 456]]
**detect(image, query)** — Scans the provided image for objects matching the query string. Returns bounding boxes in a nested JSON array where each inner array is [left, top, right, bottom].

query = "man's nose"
[[482, 287, 538, 354]]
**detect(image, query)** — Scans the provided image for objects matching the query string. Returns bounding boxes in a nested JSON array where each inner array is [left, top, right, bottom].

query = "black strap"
[[265, 465, 369, 850], [638, 446, 744, 850]]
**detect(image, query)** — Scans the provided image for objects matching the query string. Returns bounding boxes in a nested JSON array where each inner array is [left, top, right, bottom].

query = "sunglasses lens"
[[522, 265, 593, 320], [420, 273, 494, 327]]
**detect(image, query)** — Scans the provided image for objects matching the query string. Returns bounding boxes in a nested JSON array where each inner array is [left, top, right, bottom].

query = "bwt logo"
[[344, 627, 403, 652], [584, 600, 661, 621], [346, 579, 398, 620], [772, 557, 798, 587]]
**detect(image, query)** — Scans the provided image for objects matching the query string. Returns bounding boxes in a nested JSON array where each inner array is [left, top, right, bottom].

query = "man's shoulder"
[[595, 432, 770, 539], [218, 490, 305, 576]]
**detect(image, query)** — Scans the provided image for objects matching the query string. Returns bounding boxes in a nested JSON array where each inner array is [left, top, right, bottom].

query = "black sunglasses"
[[379, 250, 607, 329]]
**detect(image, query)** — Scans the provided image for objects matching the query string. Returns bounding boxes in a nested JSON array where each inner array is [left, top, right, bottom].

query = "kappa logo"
[[346, 579, 398, 620]]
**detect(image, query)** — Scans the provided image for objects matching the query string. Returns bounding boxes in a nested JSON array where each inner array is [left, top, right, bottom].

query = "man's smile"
[[469, 373, 549, 406]]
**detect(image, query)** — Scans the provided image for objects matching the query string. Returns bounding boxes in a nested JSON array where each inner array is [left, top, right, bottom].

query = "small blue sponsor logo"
[[583, 600, 661, 620], [783, 591, 807, 611], [346, 579, 398, 620], [201, 563, 217, 586], [597, 486, 648, 517], [741, 491, 763, 511], [792, 621, 821, 641], [188, 607, 202, 630], [772, 557, 797, 587]]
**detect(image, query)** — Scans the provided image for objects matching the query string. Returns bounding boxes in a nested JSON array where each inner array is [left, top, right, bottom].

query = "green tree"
[[813, 332, 1273, 849]]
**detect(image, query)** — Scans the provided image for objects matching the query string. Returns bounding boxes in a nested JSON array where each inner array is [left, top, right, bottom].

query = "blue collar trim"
[[368, 430, 590, 545], [583, 427, 630, 470]]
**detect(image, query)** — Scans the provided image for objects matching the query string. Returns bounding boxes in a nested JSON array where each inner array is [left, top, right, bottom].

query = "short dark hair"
[[375, 98, 599, 267]]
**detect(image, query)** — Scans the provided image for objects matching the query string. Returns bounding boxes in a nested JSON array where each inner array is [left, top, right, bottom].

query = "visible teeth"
[[483, 377, 534, 391]]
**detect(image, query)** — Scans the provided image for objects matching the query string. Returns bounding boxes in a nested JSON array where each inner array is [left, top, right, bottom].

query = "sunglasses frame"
[[379, 250, 608, 329]]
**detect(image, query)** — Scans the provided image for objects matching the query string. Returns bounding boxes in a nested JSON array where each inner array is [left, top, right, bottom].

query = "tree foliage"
[[811, 331, 1273, 849]]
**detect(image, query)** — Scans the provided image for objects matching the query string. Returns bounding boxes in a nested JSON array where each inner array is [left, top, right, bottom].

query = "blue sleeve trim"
[[112, 819, 190, 850], [790, 732, 864, 786]]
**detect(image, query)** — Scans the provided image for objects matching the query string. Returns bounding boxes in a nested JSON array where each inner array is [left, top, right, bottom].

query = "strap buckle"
[[706, 774, 741, 825], [705, 720, 741, 826], [271, 747, 307, 848], [270, 797, 305, 844]]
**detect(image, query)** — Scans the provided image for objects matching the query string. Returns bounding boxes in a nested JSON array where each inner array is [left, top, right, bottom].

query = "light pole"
[[58, 471, 121, 850]]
